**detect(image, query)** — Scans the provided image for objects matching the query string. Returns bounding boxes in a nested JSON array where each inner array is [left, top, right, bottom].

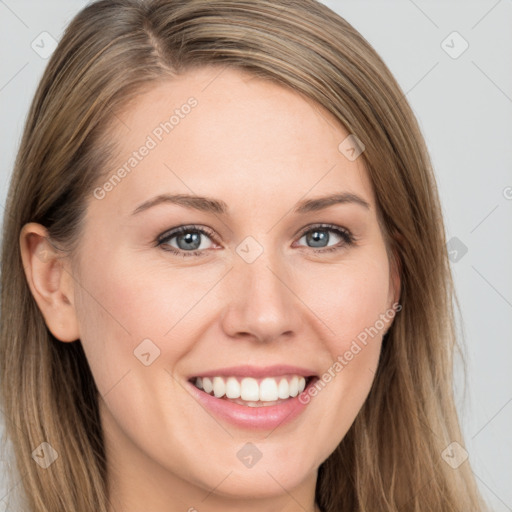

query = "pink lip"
[[188, 364, 318, 379], [187, 377, 318, 430]]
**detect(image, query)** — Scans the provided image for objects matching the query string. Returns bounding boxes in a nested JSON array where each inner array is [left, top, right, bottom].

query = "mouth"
[[188, 374, 319, 407]]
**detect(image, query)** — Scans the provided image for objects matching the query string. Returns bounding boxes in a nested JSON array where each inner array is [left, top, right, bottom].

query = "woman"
[[0, 0, 489, 510]]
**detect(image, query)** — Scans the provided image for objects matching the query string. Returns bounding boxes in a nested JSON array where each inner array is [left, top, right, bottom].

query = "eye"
[[294, 223, 356, 253], [157, 225, 217, 258], [156, 223, 356, 258]]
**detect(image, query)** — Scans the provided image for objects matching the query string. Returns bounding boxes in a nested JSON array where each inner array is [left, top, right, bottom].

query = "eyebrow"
[[131, 192, 371, 216]]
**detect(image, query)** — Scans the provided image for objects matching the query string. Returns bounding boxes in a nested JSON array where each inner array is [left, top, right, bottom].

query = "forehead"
[[92, 65, 375, 217]]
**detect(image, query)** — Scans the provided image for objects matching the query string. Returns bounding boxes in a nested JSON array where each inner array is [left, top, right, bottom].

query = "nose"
[[219, 246, 304, 344]]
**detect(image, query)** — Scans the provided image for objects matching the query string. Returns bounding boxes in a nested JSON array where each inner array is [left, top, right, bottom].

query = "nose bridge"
[[221, 238, 301, 341]]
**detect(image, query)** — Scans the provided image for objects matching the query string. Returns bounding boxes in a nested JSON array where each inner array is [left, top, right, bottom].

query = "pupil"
[[178, 232, 201, 250], [307, 230, 328, 248]]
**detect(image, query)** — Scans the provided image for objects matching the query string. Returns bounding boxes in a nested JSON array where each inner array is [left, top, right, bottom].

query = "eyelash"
[[156, 223, 356, 258]]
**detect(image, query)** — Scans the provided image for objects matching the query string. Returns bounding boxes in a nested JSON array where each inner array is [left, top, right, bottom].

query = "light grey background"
[[0, 1, 511, 510]]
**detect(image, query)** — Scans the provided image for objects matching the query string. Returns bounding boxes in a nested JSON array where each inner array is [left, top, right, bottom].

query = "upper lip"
[[189, 364, 318, 379]]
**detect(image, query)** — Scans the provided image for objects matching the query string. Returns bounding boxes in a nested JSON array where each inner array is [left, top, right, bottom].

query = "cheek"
[[293, 252, 390, 438], [299, 251, 391, 352], [73, 247, 217, 394]]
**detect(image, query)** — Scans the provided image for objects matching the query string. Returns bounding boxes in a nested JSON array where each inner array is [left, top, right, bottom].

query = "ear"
[[19, 223, 80, 342]]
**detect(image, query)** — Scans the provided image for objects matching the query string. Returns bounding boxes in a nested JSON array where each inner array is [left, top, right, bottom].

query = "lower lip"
[[187, 378, 317, 430]]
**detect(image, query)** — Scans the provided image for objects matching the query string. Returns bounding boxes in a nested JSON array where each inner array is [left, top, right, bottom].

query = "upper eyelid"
[[157, 224, 215, 241], [296, 223, 351, 237]]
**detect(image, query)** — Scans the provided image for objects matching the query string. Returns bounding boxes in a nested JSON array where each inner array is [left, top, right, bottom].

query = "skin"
[[20, 66, 400, 512]]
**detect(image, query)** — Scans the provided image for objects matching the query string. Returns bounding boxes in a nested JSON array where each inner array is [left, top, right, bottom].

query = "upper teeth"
[[194, 375, 307, 401]]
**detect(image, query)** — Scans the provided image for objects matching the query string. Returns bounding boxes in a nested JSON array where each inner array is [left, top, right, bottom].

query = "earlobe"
[[19, 222, 80, 342]]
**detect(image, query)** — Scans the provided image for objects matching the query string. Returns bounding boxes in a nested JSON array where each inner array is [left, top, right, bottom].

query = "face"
[[34, 66, 400, 508]]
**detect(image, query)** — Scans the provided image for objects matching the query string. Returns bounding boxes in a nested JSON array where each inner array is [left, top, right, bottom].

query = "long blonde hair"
[[0, 0, 489, 510]]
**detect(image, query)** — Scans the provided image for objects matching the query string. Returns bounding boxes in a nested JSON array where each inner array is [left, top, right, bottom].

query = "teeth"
[[240, 377, 259, 401], [225, 377, 241, 399], [202, 377, 213, 394], [194, 375, 308, 402], [289, 376, 299, 397], [259, 377, 278, 401], [278, 378, 290, 399], [212, 377, 225, 398]]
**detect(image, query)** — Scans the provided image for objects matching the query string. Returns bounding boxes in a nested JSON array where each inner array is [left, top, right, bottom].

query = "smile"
[[187, 371, 319, 430], [191, 375, 314, 406]]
